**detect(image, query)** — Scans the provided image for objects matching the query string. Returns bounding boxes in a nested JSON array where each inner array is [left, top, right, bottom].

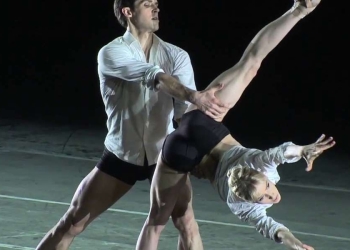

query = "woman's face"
[[253, 176, 281, 204]]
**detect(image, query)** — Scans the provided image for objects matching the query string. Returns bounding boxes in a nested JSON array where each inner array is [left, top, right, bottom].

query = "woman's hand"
[[277, 230, 315, 250], [301, 134, 336, 171]]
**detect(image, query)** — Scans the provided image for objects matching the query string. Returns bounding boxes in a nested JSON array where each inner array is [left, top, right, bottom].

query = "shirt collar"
[[123, 30, 160, 63], [123, 30, 160, 49], [122, 30, 137, 45]]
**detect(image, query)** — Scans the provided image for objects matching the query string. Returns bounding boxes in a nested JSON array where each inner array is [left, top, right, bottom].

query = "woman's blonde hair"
[[227, 165, 265, 202]]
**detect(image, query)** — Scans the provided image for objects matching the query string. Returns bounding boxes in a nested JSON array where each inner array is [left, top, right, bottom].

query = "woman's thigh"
[[149, 157, 189, 224]]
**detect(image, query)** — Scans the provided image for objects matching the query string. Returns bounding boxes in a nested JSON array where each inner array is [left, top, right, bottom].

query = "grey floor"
[[0, 149, 349, 250], [0, 120, 349, 249]]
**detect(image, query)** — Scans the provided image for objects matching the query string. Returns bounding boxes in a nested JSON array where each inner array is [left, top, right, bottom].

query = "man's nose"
[[152, 5, 159, 12]]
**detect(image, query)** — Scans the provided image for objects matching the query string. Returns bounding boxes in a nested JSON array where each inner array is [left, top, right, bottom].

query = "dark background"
[[4, 1, 349, 153]]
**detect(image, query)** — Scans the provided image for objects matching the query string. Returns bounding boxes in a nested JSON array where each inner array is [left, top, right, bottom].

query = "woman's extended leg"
[[187, 0, 322, 121]]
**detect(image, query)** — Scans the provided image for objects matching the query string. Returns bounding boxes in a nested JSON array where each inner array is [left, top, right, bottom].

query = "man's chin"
[[152, 26, 160, 32]]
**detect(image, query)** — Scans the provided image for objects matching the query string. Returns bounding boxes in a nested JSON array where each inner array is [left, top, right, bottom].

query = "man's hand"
[[277, 230, 315, 250], [191, 83, 230, 121], [155, 73, 229, 120], [301, 134, 336, 171]]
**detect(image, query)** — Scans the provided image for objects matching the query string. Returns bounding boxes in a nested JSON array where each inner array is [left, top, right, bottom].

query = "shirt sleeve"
[[171, 50, 197, 120], [97, 43, 165, 90], [246, 142, 302, 172], [227, 198, 289, 243]]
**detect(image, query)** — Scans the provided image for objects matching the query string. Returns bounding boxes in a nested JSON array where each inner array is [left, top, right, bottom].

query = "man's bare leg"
[[35, 167, 132, 250]]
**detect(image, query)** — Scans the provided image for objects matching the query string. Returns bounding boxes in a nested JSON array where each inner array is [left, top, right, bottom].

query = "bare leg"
[[171, 177, 203, 250], [148, 167, 189, 250], [187, 0, 322, 121], [136, 157, 201, 250], [177, 238, 185, 250], [35, 167, 132, 250]]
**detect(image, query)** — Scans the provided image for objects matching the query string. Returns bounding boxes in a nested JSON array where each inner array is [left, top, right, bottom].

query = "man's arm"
[[98, 43, 228, 119], [155, 73, 227, 118], [155, 73, 195, 104], [98, 44, 163, 87]]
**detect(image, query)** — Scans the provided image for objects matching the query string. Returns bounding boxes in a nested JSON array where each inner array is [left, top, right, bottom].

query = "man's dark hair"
[[114, 0, 137, 28]]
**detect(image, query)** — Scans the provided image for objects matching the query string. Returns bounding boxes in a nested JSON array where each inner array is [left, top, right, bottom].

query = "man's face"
[[130, 0, 160, 32]]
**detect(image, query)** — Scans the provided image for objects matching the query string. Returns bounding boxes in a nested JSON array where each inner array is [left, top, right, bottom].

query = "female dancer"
[[136, 1, 333, 250]]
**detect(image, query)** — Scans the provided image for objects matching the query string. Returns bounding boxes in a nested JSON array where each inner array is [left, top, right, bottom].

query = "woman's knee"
[[172, 209, 199, 237], [143, 215, 166, 236], [148, 203, 172, 226]]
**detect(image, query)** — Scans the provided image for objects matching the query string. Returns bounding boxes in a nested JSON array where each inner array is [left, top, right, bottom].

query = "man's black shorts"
[[96, 148, 156, 186]]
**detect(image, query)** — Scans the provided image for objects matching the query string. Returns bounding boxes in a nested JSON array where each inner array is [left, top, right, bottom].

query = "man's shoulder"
[[98, 36, 129, 55], [102, 36, 126, 49]]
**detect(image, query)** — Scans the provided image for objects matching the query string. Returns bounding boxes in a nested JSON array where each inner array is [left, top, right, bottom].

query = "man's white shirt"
[[97, 31, 196, 166]]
